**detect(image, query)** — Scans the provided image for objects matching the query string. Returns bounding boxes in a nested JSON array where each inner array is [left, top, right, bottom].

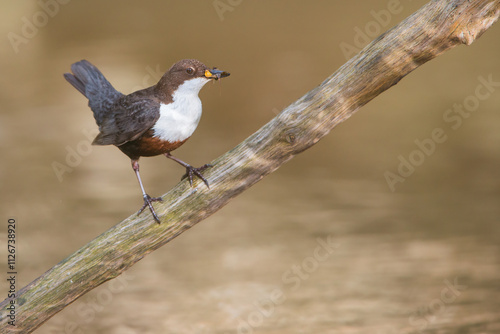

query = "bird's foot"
[[181, 164, 212, 188], [138, 194, 163, 223]]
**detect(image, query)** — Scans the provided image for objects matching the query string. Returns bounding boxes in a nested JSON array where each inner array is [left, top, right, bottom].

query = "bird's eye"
[[186, 67, 195, 75]]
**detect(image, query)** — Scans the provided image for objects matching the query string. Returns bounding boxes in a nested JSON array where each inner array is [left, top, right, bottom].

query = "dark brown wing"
[[92, 92, 160, 146]]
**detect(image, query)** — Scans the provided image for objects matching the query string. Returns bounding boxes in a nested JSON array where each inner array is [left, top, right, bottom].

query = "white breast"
[[153, 77, 210, 142]]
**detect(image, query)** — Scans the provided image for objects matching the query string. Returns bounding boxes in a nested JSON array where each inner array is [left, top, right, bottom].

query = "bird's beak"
[[204, 68, 230, 80]]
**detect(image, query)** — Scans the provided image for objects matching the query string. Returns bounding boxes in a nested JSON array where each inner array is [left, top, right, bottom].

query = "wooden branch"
[[2, 0, 499, 332]]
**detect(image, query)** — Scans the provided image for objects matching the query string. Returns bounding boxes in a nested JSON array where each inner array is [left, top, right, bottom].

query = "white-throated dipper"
[[64, 59, 230, 223]]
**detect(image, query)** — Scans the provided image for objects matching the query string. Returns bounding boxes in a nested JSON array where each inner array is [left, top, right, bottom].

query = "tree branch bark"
[[2, 0, 499, 332]]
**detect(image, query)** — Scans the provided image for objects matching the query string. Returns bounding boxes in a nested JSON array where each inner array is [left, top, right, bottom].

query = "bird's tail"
[[64, 60, 123, 125]]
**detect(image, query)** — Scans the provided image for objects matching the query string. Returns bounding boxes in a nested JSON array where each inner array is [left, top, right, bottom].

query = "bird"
[[64, 59, 230, 223]]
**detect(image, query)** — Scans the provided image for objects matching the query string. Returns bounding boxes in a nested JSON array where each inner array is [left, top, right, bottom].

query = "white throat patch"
[[153, 77, 210, 142]]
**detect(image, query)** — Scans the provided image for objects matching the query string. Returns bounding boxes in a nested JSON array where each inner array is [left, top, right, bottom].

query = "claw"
[[181, 164, 212, 188], [138, 194, 163, 223]]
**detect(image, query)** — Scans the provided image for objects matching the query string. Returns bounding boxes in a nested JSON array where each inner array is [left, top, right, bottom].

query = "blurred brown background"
[[1, 1, 499, 333]]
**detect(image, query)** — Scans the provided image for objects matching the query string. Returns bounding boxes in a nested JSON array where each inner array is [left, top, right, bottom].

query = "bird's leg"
[[164, 152, 212, 188], [132, 159, 163, 223]]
